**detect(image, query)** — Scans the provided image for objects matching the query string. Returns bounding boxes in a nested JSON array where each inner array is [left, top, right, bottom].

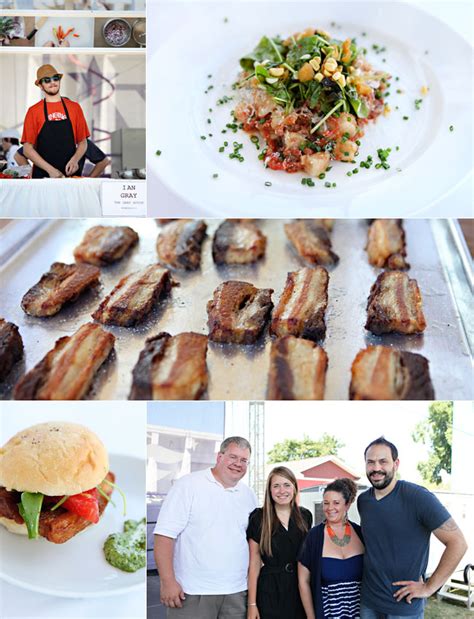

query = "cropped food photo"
[[0, 401, 146, 618], [147, 0, 473, 218], [0, 218, 472, 401]]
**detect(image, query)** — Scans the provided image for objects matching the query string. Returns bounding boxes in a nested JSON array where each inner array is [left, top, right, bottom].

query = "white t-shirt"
[[6, 144, 20, 168], [154, 467, 258, 595]]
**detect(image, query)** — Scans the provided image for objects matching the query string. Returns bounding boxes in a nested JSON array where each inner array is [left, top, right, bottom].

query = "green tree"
[[412, 401, 453, 485], [267, 433, 343, 463]]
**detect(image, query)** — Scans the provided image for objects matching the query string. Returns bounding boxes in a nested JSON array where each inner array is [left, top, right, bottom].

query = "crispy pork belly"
[[73, 226, 139, 266], [366, 271, 426, 335], [285, 220, 339, 266], [366, 219, 409, 269], [13, 323, 115, 400], [21, 262, 100, 317], [156, 219, 207, 270], [267, 336, 327, 400], [0, 319, 23, 381], [129, 332, 208, 400], [350, 345, 434, 400], [271, 267, 328, 341], [212, 220, 266, 265], [0, 472, 115, 544], [92, 265, 171, 327], [207, 281, 273, 344]]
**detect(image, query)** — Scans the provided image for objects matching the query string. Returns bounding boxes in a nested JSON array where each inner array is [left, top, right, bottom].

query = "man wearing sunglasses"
[[21, 64, 89, 178]]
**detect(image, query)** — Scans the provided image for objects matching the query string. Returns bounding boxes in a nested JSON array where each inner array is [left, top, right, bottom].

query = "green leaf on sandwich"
[[18, 492, 44, 539]]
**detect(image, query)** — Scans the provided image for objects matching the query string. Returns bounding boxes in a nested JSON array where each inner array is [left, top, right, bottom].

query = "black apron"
[[32, 97, 77, 178]]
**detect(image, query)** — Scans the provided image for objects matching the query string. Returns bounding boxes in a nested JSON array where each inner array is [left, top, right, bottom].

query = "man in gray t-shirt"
[[358, 437, 467, 619]]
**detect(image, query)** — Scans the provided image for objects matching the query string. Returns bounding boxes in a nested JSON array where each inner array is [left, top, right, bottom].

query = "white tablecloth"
[[0, 179, 102, 217]]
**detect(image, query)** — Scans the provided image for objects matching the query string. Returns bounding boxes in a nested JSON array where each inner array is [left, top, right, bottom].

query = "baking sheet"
[[0, 218, 472, 400]]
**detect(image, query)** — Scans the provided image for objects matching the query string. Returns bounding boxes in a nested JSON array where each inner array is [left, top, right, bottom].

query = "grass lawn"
[[426, 596, 472, 618]]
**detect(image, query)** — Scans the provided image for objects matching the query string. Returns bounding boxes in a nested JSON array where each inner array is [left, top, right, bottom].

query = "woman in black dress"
[[247, 466, 312, 619]]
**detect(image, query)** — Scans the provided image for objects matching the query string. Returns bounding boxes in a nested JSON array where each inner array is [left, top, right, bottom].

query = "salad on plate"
[[233, 27, 391, 177]]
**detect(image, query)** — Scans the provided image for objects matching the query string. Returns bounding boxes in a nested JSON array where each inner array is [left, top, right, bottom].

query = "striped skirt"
[[321, 580, 361, 618]]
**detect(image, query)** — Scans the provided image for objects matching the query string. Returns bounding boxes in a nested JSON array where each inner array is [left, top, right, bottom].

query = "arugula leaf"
[[306, 81, 323, 108], [240, 36, 284, 71], [286, 36, 325, 67], [18, 492, 44, 539], [348, 93, 369, 118]]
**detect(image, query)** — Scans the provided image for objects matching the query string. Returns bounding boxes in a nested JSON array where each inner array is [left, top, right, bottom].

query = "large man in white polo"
[[154, 436, 257, 618]]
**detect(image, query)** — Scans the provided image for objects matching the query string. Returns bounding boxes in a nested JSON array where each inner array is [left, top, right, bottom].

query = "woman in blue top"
[[298, 478, 364, 619]]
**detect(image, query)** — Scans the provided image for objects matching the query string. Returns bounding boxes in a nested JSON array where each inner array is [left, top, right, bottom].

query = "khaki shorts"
[[167, 591, 247, 619]]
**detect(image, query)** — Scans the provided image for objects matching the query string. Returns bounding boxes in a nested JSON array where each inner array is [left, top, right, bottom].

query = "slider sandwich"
[[0, 422, 117, 544]]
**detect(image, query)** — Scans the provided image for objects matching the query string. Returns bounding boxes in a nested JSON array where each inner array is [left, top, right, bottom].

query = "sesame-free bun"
[[0, 422, 108, 496]]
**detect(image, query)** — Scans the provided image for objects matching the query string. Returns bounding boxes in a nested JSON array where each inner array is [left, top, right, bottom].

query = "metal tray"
[[0, 218, 472, 400]]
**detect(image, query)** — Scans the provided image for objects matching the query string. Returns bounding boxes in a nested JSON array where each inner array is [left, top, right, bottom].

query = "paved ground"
[[147, 571, 166, 619]]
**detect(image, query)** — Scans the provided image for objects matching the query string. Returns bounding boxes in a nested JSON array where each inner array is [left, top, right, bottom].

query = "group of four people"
[[154, 436, 467, 619]]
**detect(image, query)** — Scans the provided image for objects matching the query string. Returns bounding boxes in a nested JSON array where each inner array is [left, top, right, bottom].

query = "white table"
[[1, 178, 102, 217], [0, 178, 147, 217], [147, 0, 473, 217], [0, 402, 147, 619]]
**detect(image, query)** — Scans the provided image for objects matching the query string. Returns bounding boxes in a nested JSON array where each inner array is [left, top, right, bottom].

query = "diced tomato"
[[63, 488, 99, 523]]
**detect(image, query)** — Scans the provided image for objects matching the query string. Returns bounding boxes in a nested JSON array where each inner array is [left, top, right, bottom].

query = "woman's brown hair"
[[323, 477, 357, 505], [260, 466, 309, 557]]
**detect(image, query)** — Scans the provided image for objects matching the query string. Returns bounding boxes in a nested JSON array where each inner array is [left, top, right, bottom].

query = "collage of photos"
[[0, 1, 473, 619]]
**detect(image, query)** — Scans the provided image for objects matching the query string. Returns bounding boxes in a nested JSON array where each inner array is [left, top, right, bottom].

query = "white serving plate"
[[0, 454, 146, 598]]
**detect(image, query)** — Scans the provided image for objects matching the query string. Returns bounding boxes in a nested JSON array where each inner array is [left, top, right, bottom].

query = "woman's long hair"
[[260, 466, 309, 557]]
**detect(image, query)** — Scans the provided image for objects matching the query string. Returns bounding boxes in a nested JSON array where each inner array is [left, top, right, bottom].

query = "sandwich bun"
[[0, 517, 27, 536], [0, 421, 108, 496]]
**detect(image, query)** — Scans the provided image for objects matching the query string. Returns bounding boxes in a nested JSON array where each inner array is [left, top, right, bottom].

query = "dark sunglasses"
[[40, 75, 61, 84]]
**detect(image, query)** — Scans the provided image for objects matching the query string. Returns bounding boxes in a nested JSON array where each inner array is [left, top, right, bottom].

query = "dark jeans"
[[360, 602, 425, 619]]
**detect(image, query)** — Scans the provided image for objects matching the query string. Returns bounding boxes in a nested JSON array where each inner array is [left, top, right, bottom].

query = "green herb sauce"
[[104, 518, 146, 573]]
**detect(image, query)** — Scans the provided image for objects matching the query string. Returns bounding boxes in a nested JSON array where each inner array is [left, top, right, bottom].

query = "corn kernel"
[[269, 67, 285, 77], [309, 57, 321, 71], [332, 71, 342, 81], [314, 72, 324, 82], [421, 85, 429, 95]]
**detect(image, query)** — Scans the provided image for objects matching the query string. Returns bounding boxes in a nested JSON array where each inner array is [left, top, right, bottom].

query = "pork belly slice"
[[284, 220, 339, 266], [0, 319, 24, 381], [13, 323, 115, 400], [73, 225, 139, 266], [129, 332, 208, 400], [0, 472, 115, 544], [207, 281, 273, 344], [212, 220, 266, 265], [366, 219, 409, 269], [267, 336, 327, 400], [156, 219, 207, 270], [21, 262, 100, 317], [366, 271, 426, 335], [271, 267, 328, 341], [92, 265, 171, 327], [350, 345, 434, 400]]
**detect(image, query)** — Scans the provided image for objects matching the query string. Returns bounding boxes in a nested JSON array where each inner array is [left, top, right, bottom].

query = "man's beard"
[[368, 468, 395, 489]]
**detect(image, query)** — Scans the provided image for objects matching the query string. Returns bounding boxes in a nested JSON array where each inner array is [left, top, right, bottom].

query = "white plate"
[[147, 1, 473, 217], [0, 454, 146, 598], [35, 17, 94, 48]]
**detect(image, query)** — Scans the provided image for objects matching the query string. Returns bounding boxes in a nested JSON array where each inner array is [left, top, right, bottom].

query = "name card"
[[101, 180, 147, 216]]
